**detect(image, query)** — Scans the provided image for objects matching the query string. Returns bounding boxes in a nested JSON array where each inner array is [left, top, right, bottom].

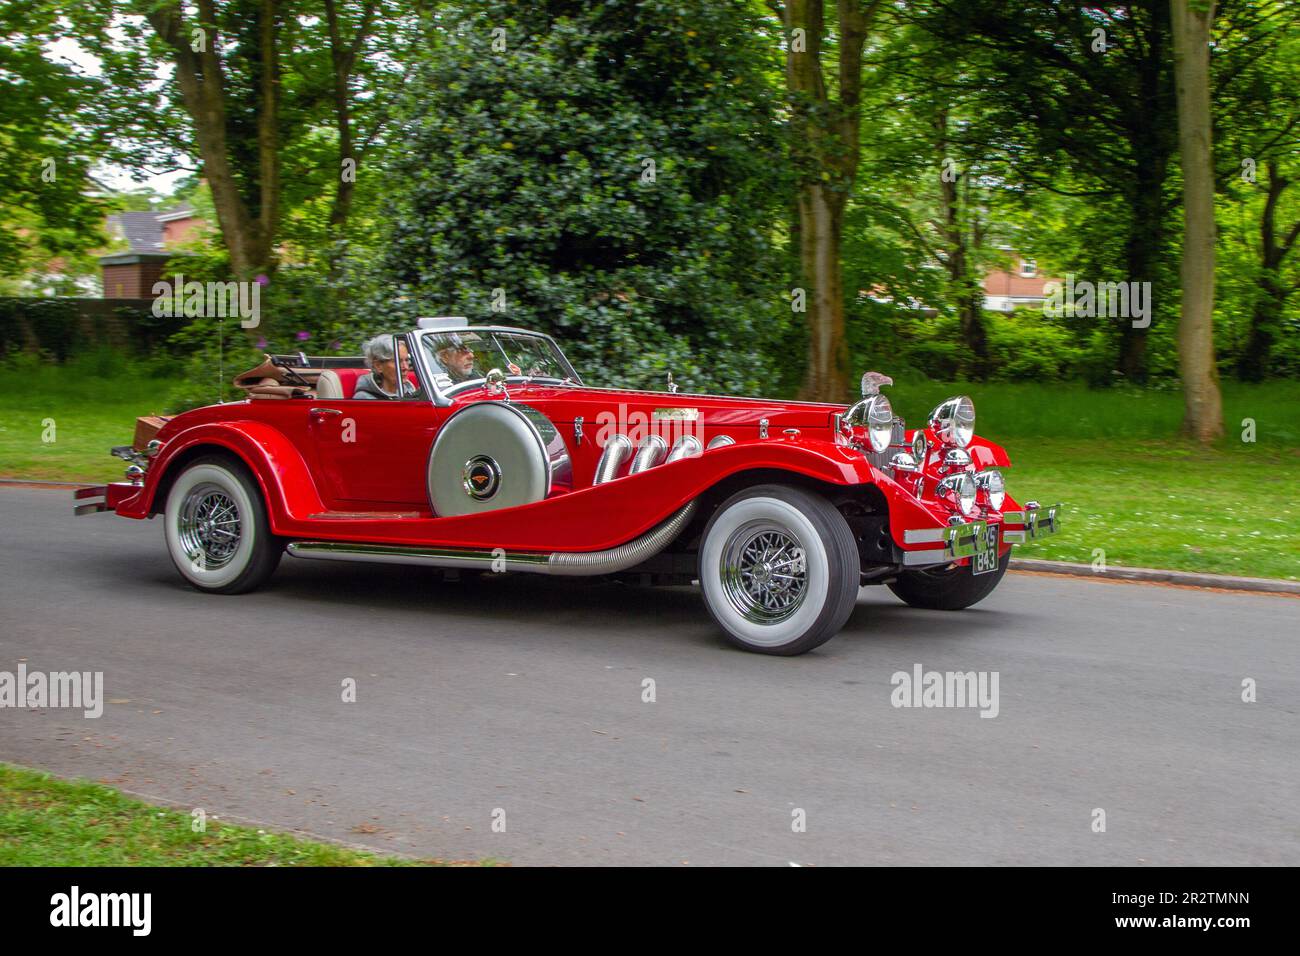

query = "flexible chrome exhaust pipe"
[[287, 501, 697, 577], [593, 434, 633, 484]]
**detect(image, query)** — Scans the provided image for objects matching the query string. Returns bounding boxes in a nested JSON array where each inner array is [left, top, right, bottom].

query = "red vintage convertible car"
[[76, 317, 1058, 655]]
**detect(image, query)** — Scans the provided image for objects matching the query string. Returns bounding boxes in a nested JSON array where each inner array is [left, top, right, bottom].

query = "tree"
[[1171, 0, 1224, 441], [914, 1, 1180, 384], [768, 0, 885, 402], [1213, 0, 1300, 380], [0, 5, 109, 279], [72, 1, 410, 278], [366, 0, 791, 394]]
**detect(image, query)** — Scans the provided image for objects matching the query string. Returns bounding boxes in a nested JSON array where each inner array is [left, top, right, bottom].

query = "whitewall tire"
[[699, 484, 860, 655], [163, 456, 281, 594]]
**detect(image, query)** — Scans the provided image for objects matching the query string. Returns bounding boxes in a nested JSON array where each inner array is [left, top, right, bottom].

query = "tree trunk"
[[145, 1, 279, 278], [782, 0, 880, 403], [935, 114, 988, 377], [1118, 187, 1163, 384], [1238, 162, 1299, 381], [798, 183, 849, 400], [1170, 0, 1224, 442]]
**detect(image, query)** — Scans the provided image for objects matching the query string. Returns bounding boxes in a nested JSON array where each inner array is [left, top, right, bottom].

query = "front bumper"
[[900, 502, 1061, 567]]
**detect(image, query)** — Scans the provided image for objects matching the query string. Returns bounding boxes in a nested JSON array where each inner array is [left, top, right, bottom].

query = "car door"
[[305, 398, 441, 509]]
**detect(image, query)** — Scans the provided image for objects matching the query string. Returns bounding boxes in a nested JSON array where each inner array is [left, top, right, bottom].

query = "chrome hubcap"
[[721, 524, 808, 624], [178, 483, 241, 570]]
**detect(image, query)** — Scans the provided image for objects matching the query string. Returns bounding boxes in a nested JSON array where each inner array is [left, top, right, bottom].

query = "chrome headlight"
[[976, 470, 1005, 510], [929, 395, 975, 448], [844, 395, 894, 453], [937, 472, 977, 516]]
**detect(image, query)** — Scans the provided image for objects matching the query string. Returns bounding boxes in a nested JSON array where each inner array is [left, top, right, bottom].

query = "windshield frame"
[[411, 326, 582, 407]]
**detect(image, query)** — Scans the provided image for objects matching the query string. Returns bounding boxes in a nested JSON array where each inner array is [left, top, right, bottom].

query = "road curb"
[[0, 478, 95, 489], [1010, 557, 1300, 596]]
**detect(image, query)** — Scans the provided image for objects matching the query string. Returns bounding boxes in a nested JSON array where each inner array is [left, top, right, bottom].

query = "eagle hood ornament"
[[860, 371, 893, 397]]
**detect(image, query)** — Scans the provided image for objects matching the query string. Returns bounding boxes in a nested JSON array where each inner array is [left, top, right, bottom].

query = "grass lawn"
[[1002, 439, 1298, 580], [1, 357, 1296, 580], [0, 763, 484, 866]]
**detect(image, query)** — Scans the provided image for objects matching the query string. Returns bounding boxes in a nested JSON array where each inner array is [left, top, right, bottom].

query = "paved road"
[[1, 486, 1296, 866]]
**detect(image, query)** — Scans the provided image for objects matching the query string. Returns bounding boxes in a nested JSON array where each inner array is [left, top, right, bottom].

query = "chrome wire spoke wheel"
[[721, 522, 808, 624], [177, 482, 242, 570]]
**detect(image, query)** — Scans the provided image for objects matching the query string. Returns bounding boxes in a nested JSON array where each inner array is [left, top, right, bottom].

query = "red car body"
[[77, 319, 1059, 654]]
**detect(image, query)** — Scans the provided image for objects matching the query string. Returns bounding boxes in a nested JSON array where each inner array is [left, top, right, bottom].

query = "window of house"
[[1020, 259, 1038, 277]]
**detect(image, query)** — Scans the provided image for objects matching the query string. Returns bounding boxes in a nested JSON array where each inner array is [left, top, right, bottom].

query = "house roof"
[[104, 205, 197, 254], [106, 211, 166, 254]]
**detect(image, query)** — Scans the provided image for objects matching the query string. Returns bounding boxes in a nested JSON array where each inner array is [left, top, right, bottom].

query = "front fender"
[[116, 421, 325, 529]]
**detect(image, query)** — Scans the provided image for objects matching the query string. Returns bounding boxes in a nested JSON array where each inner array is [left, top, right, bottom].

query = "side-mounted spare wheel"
[[699, 483, 860, 656], [163, 454, 282, 594]]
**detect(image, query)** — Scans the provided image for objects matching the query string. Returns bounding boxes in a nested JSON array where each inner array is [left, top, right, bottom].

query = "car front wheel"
[[887, 549, 1009, 610], [699, 484, 860, 655], [163, 455, 281, 594]]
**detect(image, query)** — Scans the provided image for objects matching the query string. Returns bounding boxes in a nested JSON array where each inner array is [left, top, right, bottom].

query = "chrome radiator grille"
[[865, 416, 906, 470]]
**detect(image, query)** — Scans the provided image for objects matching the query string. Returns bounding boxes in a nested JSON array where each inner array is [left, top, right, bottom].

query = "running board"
[[286, 501, 697, 577]]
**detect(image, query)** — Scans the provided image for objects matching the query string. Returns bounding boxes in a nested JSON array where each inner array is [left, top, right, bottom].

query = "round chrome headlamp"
[[844, 395, 894, 453], [929, 395, 975, 448], [937, 472, 977, 516], [911, 430, 927, 463], [976, 470, 1005, 510]]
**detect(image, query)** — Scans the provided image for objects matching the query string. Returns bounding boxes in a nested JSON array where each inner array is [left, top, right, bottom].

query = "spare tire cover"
[[427, 402, 556, 516]]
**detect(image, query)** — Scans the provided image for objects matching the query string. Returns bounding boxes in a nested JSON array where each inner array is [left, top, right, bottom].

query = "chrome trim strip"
[[903, 527, 949, 544]]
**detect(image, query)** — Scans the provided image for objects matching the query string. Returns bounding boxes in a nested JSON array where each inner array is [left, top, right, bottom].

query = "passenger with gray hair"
[[354, 334, 422, 400]]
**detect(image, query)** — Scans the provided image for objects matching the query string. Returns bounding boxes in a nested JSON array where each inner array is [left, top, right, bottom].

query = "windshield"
[[420, 329, 577, 391]]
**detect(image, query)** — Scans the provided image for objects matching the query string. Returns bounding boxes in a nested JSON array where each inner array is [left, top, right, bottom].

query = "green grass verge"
[[0, 356, 1296, 579], [0, 763, 485, 866], [1000, 438, 1298, 580]]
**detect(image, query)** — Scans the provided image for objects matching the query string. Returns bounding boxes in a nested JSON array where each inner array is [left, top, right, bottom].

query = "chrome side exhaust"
[[286, 501, 697, 577]]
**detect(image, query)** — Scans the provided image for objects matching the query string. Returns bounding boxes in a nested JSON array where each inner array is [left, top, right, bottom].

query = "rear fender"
[[118, 421, 325, 529]]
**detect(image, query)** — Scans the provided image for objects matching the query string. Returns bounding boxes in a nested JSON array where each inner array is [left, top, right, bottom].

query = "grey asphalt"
[[1, 486, 1296, 866]]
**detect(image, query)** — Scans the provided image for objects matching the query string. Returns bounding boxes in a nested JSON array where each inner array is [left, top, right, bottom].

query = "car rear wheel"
[[163, 455, 281, 594], [887, 549, 1009, 610], [699, 484, 860, 655]]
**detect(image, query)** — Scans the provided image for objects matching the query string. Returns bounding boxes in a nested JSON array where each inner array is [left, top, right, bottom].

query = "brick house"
[[982, 254, 1063, 312], [98, 205, 204, 299]]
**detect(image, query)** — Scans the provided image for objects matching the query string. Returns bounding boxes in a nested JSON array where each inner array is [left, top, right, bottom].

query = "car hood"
[[466, 384, 848, 433]]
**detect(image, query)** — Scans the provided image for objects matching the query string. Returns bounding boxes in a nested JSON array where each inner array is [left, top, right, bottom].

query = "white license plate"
[[972, 526, 1000, 575]]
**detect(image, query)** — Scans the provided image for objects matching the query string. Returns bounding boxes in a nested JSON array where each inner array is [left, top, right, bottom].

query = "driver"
[[435, 333, 520, 384], [435, 336, 478, 384]]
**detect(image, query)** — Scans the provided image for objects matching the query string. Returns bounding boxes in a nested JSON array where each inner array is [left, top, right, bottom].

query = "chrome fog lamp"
[[844, 395, 894, 453], [889, 451, 919, 473], [929, 395, 975, 448], [976, 470, 1005, 510], [937, 472, 977, 517]]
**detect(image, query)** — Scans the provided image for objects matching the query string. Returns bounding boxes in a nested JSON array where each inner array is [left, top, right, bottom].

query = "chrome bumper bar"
[[73, 485, 109, 517], [1000, 502, 1062, 544], [901, 503, 1061, 566], [902, 519, 992, 566]]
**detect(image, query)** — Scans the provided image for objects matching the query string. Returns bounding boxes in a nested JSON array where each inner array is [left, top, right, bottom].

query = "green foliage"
[[358, 0, 793, 394], [0, 4, 111, 279]]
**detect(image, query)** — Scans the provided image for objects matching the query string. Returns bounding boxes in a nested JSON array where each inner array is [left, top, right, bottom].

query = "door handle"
[[309, 407, 342, 419]]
